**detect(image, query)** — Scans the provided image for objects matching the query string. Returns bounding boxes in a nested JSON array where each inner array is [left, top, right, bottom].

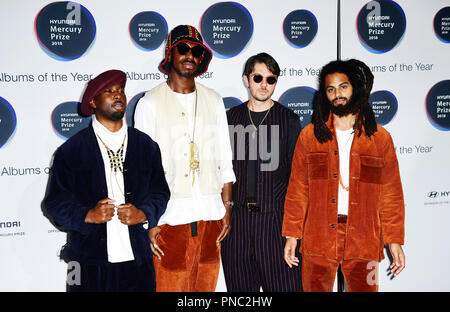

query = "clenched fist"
[[85, 198, 115, 224], [117, 203, 147, 225]]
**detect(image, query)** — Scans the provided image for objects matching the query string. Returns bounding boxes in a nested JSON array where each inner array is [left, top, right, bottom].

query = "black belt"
[[190, 222, 197, 237], [337, 214, 347, 224]]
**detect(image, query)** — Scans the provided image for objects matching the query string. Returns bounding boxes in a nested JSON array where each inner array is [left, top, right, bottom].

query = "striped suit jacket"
[[227, 101, 301, 212]]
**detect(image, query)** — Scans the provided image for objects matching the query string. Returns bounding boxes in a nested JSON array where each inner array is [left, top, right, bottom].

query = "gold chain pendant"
[[189, 141, 200, 185]]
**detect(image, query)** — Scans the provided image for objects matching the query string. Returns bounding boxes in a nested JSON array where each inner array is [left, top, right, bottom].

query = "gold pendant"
[[189, 141, 200, 185]]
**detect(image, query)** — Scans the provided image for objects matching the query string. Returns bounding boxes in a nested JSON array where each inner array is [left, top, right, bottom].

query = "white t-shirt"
[[92, 115, 134, 263], [335, 128, 354, 216], [134, 88, 236, 226]]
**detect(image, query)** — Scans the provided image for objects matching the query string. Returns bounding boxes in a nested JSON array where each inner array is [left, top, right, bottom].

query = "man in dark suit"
[[222, 53, 302, 291], [44, 69, 170, 291]]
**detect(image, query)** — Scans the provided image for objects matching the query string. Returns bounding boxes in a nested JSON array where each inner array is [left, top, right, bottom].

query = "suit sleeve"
[[287, 113, 301, 174], [44, 148, 95, 235], [379, 134, 405, 245], [134, 142, 170, 228], [216, 93, 236, 185], [282, 131, 309, 239]]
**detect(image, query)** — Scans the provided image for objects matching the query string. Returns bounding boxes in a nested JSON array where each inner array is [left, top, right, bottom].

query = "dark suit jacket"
[[227, 101, 301, 212], [44, 125, 170, 265]]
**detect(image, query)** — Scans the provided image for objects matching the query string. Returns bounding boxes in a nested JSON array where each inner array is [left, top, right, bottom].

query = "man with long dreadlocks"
[[282, 59, 405, 292]]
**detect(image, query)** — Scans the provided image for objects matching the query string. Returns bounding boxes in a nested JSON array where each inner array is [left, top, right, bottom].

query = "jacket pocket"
[[307, 152, 328, 180], [360, 155, 384, 184]]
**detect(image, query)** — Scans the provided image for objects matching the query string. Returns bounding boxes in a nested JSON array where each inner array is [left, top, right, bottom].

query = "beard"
[[110, 111, 125, 121], [170, 59, 197, 78], [110, 101, 126, 121], [329, 96, 359, 117]]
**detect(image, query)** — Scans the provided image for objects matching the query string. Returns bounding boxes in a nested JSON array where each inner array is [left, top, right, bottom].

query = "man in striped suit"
[[222, 53, 302, 291]]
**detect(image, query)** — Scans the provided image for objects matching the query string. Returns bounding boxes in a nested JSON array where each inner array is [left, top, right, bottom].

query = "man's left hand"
[[388, 243, 405, 277], [216, 205, 231, 244], [117, 203, 147, 225]]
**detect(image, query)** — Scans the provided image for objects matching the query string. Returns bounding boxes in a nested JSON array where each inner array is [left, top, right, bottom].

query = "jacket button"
[[184, 174, 188, 177], [126, 192, 132, 195], [330, 224, 336, 229], [333, 173, 338, 178], [334, 151, 338, 155], [331, 199, 336, 203], [182, 112, 186, 116]]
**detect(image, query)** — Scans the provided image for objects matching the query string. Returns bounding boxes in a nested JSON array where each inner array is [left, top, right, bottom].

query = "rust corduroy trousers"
[[153, 220, 222, 292], [302, 221, 379, 292]]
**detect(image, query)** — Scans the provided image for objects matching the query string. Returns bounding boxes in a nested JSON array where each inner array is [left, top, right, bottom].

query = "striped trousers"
[[221, 207, 302, 292]]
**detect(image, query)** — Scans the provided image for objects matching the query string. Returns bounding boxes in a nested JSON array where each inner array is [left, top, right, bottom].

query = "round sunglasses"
[[251, 74, 277, 85], [176, 42, 205, 58]]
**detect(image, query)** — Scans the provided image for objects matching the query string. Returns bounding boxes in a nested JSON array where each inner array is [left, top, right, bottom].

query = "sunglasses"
[[251, 74, 277, 85], [176, 42, 205, 58]]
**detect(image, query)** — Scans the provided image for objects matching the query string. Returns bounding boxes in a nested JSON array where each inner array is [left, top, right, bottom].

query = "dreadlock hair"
[[311, 59, 378, 143]]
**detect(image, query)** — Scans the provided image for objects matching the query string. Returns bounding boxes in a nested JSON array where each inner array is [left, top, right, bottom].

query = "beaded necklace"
[[97, 133, 127, 173], [96, 133, 127, 198]]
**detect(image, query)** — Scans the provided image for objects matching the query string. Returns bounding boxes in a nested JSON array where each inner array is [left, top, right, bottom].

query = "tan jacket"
[[149, 82, 225, 198], [282, 117, 405, 261]]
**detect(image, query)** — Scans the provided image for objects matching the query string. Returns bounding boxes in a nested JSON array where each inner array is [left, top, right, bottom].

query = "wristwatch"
[[224, 200, 234, 207]]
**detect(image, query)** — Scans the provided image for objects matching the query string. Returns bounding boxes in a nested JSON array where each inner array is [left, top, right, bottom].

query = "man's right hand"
[[284, 237, 300, 268], [149, 226, 164, 259], [84, 198, 115, 224]]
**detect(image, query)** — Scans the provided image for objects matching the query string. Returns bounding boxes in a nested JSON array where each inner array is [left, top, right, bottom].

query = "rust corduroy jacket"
[[282, 117, 405, 261]]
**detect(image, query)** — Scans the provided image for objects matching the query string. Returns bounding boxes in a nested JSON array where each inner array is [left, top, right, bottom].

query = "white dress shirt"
[[92, 115, 134, 263]]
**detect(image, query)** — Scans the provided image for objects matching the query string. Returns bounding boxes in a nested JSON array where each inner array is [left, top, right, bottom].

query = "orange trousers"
[[302, 221, 379, 292], [153, 220, 222, 292]]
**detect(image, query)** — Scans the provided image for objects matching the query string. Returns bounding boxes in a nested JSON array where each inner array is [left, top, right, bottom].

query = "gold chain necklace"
[[247, 101, 272, 139], [189, 89, 200, 185]]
